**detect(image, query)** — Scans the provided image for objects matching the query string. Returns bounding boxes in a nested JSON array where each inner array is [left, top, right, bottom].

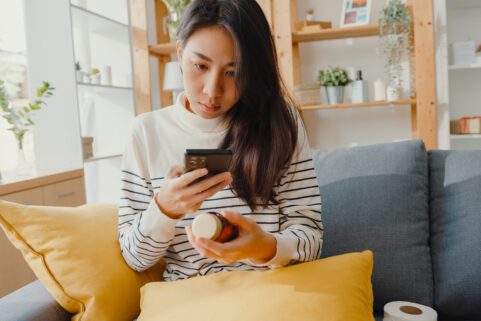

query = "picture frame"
[[340, 0, 371, 28]]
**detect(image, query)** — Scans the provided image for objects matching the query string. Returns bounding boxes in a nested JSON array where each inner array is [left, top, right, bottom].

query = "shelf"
[[299, 99, 415, 111], [71, 4, 129, 43], [450, 134, 481, 140], [447, 0, 481, 10], [84, 153, 123, 163], [449, 63, 481, 71], [70, 4, 127, 27], [149, 43, 176, 57], [292, 24, 379, 43], [77, 83, 133, 91]]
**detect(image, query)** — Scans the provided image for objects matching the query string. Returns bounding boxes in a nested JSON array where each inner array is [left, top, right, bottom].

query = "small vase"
[[325, 86, 345, 104], [15, 147, 31, 176], [14, 134, 34, 176]]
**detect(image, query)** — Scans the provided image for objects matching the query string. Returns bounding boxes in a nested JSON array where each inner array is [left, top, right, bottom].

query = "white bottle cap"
[[192, 213, 221, 240]]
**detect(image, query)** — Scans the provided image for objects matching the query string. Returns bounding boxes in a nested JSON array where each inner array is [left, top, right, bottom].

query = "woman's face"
[[177, 26, 239, 119]]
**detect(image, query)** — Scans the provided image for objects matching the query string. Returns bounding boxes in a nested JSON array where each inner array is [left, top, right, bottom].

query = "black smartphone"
[[184, 149, 232, 181]]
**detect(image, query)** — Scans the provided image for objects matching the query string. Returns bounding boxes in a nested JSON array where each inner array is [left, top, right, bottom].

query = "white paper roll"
[[384, 301, 437, 321]]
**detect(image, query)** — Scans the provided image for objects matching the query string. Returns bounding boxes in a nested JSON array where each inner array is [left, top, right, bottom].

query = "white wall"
[[444, 0, 481, 150]]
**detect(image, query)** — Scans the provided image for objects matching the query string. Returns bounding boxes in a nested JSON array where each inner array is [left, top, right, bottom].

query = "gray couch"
[[1, 140, 480, 321]]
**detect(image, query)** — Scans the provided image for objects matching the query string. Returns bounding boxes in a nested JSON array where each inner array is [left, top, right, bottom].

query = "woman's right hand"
[[155, 165, 232, 219]]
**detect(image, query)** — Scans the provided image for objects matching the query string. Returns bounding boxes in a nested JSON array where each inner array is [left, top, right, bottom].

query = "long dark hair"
[[177, 0, 298, 210]]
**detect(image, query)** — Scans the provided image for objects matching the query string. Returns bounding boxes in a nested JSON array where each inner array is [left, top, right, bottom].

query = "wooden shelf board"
[[448, 63, 481, 71], [292, 24, 379, 43], [450, 134, 481, 140], [149, 43, 176, 57], [300, 99, 415, 111]]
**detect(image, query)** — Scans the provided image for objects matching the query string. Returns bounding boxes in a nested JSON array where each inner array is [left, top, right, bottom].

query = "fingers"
[[177, 168, 209, 186], [185, 226, 237, 264], [221, 211, 255, 230], [185, 172, 232, 194], [187, 174, 232, 205], [185, 226, 221, 259], [166, 165, 184, 179]]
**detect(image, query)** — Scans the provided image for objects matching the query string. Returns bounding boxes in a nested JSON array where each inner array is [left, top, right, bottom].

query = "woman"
[[118, 0, 323, 281]]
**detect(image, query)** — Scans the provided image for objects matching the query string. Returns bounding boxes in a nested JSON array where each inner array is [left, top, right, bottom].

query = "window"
[[0, 0, 30, 172]]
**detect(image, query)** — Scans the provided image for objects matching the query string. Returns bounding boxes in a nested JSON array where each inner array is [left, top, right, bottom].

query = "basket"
[[294, 84, 321, 106]]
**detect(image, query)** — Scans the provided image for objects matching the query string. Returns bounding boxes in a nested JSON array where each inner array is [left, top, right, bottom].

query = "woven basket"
[[294, 84, 321, 106]]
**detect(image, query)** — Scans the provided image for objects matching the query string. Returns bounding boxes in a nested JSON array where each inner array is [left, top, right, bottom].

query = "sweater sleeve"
[[248, 112, 323, 268], [118, 117, 179, 272]]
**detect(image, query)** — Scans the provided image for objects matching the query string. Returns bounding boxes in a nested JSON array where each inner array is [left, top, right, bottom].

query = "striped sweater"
[[118, 93, 323, 281]]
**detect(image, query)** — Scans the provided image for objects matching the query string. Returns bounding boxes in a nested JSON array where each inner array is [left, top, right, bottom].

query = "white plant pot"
[[386, 85, 400, 102], [101, 65, 112, 86], [82, 74, 90, 84], [325, 86, 345, 104], [374, 80, 386, 101], [76, 70, 82, 82], [90, 74, 101, 85]]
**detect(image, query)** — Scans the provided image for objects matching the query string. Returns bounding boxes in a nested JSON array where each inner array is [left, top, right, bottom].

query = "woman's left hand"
[[185, 211, 277, 265]]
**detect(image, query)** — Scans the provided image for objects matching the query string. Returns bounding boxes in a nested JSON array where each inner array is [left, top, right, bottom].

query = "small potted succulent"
[[90, 68, 101, 85], [318, 66, 351, 104], [306, 9, 315, 22]]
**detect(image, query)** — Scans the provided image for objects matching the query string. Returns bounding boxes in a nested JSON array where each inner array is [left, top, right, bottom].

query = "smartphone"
[[184, 149, 232, 181]]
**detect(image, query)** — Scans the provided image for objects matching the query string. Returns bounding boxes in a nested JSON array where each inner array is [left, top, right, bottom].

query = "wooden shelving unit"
[[131, 0, 438, 149], [149, 43, 176, 57], [260, 0, 438, 149]]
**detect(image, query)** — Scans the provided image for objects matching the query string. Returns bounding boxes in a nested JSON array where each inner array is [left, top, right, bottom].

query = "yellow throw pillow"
[[0, 200, 164, 321], [138, 251, 374, 321]]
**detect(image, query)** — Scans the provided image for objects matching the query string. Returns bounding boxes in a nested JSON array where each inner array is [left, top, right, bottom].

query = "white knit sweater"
[[118, 93, 323, 281]]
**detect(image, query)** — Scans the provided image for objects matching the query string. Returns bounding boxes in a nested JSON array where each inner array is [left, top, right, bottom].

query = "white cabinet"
[[69, 0, 137, 203], [24, 0, 137, 203], [437, 0, 481, 150]]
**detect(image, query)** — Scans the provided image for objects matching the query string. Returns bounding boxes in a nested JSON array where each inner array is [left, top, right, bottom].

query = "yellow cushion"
[[0, 200, 164, 321], [138, 251, 375, 321]]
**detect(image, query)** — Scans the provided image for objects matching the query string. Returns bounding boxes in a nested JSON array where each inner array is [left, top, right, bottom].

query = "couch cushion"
[[312, 140, 433, 312], [0, 201, 164, 321], [0, 280, 70, 321], [138, 251, 375, 321], [429, 150, 481, 320]]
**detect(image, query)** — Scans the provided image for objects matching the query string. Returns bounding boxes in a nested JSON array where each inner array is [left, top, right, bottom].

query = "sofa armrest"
[[0, 280, 71, 321]]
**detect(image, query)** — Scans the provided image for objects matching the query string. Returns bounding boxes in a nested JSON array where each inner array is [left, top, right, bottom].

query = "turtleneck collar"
[[174, 92, 228, 133]]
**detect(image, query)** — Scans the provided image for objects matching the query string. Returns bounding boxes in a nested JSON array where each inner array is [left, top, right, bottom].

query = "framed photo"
[[340, 0, 371, 28]]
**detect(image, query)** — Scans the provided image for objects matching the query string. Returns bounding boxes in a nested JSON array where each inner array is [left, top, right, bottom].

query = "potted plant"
[[378, 0, 411, 101], [306, 9, 315, 22], [318, 66, 351, 104], [75, 61, 82, 83], [162, 0, 191, 41], [90, 68, 101, 85], [0, 80, 55, 174]]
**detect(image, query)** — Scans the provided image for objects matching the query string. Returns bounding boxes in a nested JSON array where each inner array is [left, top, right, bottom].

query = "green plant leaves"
[[318, 67, 351, 87], [0, 80, 55, 141]]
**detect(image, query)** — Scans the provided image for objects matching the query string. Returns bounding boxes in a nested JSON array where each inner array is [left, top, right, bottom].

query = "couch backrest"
[[429, 149, 481, 320], [312, 140, 433, 313]]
